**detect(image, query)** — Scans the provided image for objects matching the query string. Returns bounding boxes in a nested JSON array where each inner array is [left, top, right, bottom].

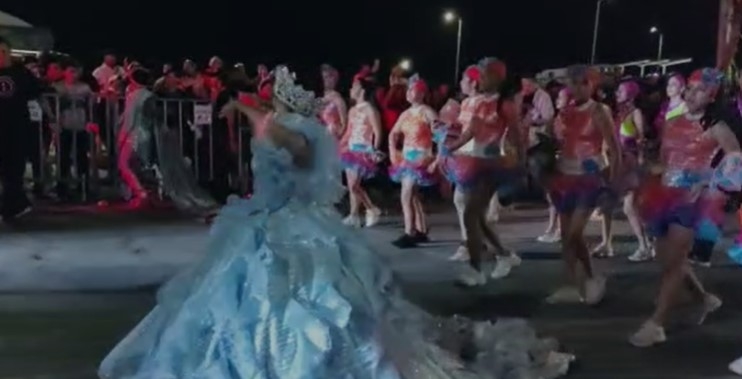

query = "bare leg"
[[117, 133, 146, 201], [592, 211, 614, 257], [412, 194, 427, 234], [545, 194, 558, 234], [651, 226, 695, 325], [453, 188, 468, 241], [357, 186, 378, 212], [561, 207, 605, 304], [624, 193, 647, 247], [346, 170, 361, 216], [400, 178, 416, 235], [487, 192, 501, 221], [463, 186, 488, 272]]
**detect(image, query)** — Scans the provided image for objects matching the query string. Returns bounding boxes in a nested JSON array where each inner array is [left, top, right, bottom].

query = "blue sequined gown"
[[99, 113, 569, 379]]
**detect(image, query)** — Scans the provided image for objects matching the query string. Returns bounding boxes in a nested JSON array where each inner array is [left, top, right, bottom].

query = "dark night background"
[[2, 0, 720, 85]]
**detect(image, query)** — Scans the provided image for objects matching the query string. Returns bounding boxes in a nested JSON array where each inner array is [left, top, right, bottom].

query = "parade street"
[[0, 206, 741, 379]]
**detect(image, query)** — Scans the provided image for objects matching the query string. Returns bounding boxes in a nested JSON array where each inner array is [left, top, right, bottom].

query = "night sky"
[[2, 0, 720, 84]]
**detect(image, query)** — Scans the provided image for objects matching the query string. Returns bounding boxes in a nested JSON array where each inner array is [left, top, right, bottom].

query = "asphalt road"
[[0, 206, 741, 379]]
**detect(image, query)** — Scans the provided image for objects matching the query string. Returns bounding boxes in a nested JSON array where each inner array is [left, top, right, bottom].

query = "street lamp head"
[[650, 26, 659, 33], [443, 11, 457, 23], [400, 59, 412, 71]]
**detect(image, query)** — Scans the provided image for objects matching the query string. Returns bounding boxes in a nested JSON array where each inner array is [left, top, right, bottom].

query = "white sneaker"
[[546, 286, 584, 304], [456, 266, 487, 287], [342, 215, 362, 228], [537, 232, 561, 243], [629, 320, 666, 347], [584, 275, 607, 305], [697, 293, 722, 325], [729, 356, 742, 375], [365, 208, 381, 227], [491, 252, 522, 279], [628, 248, 654, 263], [448, 245, 470, 262]]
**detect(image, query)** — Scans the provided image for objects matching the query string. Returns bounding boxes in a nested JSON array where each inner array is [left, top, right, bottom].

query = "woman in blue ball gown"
[[99, 66, 572, 379]]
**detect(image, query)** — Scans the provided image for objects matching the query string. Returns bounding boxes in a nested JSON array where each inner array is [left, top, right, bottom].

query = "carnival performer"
[[546, 65, 620, 305], [319, 64, 348, 139], [715, 152, 742, 376], [437, 59, 523, 286], [654, 74, 688, 132], [339, 72, 383, 227], [434, 66, 476, 262], [629, 68, 738, 347], [592, 80, 651, 261], [99, 65, 573, 379], [388, 74, 437, 249], [116, 68, 218, 216], [537, 87, 571, 244]]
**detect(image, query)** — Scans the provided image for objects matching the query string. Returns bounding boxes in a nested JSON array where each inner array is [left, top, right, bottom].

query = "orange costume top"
[[660, 115, 720, 187], [553, 100, 607, 175], [392, 105, 435, 165], [341, 102, 376, 152]]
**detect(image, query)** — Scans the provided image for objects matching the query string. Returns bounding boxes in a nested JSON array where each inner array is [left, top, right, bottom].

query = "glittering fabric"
[[99, 114, 570, 379]]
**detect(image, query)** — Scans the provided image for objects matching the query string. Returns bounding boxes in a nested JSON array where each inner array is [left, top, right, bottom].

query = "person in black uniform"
[[0, 37, 52, 222]]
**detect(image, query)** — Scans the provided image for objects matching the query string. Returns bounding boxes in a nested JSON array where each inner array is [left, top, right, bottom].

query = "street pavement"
[[0, 205, 741, 379]]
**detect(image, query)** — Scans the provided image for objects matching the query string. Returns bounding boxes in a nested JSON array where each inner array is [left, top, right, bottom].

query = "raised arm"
[[223, 101, 311, 166], [335, 96, 348, 138], [369, 106, 384, 150]]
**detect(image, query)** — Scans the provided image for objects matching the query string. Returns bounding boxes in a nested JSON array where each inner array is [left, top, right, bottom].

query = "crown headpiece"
[[273, 65, 323, 116]]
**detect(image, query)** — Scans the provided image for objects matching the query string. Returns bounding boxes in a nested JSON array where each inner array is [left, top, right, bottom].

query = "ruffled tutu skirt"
[[99, 197, 571, 379], [340, 150, 379, 180], [635, 177, 699, 237], [389, 150, 436, 187]]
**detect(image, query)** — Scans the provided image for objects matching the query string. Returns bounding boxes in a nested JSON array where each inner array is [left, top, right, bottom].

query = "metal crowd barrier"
[[28, 93, 248, 201]]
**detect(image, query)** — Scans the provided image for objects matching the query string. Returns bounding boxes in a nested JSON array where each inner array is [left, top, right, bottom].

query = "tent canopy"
[[0, 10, 31, 28]]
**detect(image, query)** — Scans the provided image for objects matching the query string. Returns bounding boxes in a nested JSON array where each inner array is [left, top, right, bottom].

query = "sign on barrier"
[[193, 104, 213, 125], [28, 100, 42, 122]]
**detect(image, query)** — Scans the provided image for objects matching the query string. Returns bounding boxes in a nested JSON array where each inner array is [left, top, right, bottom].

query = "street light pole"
[[455, 17, 463, 85], [590, 0, 605, 64], [650, 26, 664, 61]]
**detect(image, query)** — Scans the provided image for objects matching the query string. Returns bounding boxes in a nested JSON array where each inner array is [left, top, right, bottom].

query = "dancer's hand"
[[219, 100, 238, 119]]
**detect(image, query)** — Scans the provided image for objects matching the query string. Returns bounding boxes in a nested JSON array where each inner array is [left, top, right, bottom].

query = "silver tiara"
[[273, 65, 323, 116]]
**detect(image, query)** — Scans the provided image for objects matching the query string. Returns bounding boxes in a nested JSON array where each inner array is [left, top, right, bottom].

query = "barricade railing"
[[28, 93, 247, 202]]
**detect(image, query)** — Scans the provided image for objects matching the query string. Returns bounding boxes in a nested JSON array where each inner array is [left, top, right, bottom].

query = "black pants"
[[0, 131, 31, 218], [28, 121, 51, 190], [57, 129, 90, 194]]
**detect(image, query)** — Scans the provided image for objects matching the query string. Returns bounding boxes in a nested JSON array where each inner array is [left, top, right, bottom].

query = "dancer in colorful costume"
[[319, 64, 348, 139], [99, 64, 574, 379], [537, 87, 572, 244], [629, 68, 739, 347], [655, 74, 688, 131], [546, 65, 620, 305], [339, 71, 383, 227], [388, 74, 437, 248], [593, 80, 651, 261], [116, 68, 218, 216], [437, 59, 523, 286], [434, 65, 479, 262], [712, 152, 742, 375]]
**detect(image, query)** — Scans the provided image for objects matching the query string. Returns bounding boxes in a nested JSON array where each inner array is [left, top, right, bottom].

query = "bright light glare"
[[399, 59, 412, 71], [443, 11, 456, 23], [650, 26, 659, 33]]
